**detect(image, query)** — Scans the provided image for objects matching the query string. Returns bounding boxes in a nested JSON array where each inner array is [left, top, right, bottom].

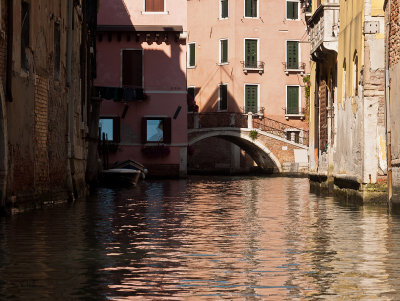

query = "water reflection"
[[1, 177, 400, 300]]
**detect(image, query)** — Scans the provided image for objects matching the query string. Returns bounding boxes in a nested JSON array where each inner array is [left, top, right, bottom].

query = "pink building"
[[95, 0, 188, 177], [187, 0, 310, 172]]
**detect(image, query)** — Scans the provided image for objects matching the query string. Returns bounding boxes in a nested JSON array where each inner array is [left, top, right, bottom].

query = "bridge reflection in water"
[[188, 112, 309, 173], [1, 177, 400, 300]]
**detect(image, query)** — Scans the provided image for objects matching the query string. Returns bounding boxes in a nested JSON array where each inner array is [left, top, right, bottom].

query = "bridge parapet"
[[188, 112, 308, 146]]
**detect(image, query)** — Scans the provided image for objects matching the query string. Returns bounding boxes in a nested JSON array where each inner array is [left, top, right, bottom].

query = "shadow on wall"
[[98, 0, 133, 26]]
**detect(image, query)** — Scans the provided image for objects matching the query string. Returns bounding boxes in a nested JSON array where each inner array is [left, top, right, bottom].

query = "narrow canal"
[[1, 176, 400, 300]]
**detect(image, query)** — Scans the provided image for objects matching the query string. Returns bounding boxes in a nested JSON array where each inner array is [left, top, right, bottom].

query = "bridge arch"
[[188, 129, 282, 173]]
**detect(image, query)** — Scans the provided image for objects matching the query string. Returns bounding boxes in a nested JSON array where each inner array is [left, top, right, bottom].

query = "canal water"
[[1, 176, 400, 300]]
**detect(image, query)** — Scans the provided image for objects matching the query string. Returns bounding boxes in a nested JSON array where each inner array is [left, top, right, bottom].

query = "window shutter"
[[145, 0, 164, 12], [287, 41, 298, 69], [287, 2, 294, 19], [163, 118, 172, 144], [245, 0, 252, 17], [221, 0, 228, 18], [141, 118, 147, 144], [245, 40, 257, 68], [113, 117, 121, 143], [293, 2, 298, 19], [189, 44, 196, 67], [287, 86, 299, 114], [122, 50, 143, 88], [219, 85, 228, 110], [221, 40, 228, 63], [245, 85, 257, 113]]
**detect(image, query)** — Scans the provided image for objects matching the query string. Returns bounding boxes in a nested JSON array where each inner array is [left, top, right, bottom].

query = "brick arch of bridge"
[[188, 130, 283, 173]]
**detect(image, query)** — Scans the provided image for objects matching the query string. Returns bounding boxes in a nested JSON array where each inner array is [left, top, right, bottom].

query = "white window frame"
[[142, 0, 168, 14], [285, 85, 301, 116], [244, 38, 260, 67], [219, 39, 229, 65], [243, 0, 259, 19], [285, 40, 302, 71], [120, 48, 144, 88], [219, 0, 229, 20], [218, 83, 228, 111], [286, 0, 300, 20], [243, 83, 260, 113], [187, 42, 196, 68]]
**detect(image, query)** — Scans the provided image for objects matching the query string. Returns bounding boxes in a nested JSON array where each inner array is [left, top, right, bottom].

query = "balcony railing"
[[283, 62, 306, 74], [241, 61, 265, 74]]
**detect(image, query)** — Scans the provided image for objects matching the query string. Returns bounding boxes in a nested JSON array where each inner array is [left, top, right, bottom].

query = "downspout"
[[66, 0, 76, 200], [384, 0, 392, 203]]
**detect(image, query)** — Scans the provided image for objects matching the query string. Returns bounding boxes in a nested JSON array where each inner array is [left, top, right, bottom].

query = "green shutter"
[[293, 2, 298, 19], [287, 2, 294, 19], [189, 43, 196, 67], [219, 85, 228, 110], [245, 85, 258, 113], [245, 39, 257, 68], [245, 0, 252, 17], [287, 41, 298, 69], [221, 0, 228, 18], [287, 86, 299, 114], [221, 40, 228, 63]]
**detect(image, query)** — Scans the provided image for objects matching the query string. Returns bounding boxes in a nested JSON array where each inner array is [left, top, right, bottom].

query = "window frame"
[[286, 0, 300, 20], [244, 0, 259, 18], [99, 117, 121, 143], [219, 39, 229, 65], [220, 0, 229, 19], [286, 85, 301, 115], [187, 42, 196, 68], [244, 38, 259, 69], [218, 83, 228, 111], [120, 48, 144, 88], [285, 40, 300, 70], [244, 83, 260, 114], [143, 0, 167, 14], [141, 116, 172, 144]]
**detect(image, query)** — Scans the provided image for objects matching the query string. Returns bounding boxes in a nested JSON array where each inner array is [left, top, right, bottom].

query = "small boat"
[[100, 159, 147, 187]]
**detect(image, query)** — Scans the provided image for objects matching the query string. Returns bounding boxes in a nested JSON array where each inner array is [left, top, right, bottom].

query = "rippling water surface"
[[1, 176, 400, 300]]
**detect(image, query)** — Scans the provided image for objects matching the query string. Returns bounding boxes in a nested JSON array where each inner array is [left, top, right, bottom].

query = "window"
[[21, 1, 30, 71], [54, 22, 61, 80], [286, 1, 299, 20], [99, 117, 120, 142], [245, 39, 258, 68], [286, 130, 300, 143], [220, 0, 228, 19], [353, 52, 358, 96], [145, 0, 164, 12], [219, 84, 228, 111], [342, 59, 346, 101], [286, 86, 300, 114], [122, 49, 143, 88], [286, 41, 299, 70], [245, 0, 258, 17], [141, 117, 171, 144], [187, 87, 196, 112], [245, 84, 258, 113], [188, 43, 196, 68], [220, 39, 228, 64]]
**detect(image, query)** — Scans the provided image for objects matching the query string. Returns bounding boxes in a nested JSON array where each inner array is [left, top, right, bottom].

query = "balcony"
[[307, 2, 339, 60], [283, 62, 306, 75], [241, 61, 265, 74], [285, 107, 305, 120]]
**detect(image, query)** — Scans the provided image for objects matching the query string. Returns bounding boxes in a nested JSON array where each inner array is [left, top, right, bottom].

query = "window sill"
[[285, 113, 304, 120], [219, 17, 229, 20], [218, 62, 229, 66], [286, 18, 300, 21], [187, 66, 196, 69], [141, 11, 169, 15], [243, 16, 259, 19], [285, 68, 305, 75]]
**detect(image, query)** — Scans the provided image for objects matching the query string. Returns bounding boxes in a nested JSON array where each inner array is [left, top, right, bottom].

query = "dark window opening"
[[122, 50, 143, 88], [220, 39, 228, 64], [219, 84, 228, 111], [145, 0, 164, 12], [54, 22, 61, 80], [21, 1, 30, 71], [99, 117, 120, 143], [221, 0, 228, 18], [287, 1, 299, 19], [245, 0, 258, 17]]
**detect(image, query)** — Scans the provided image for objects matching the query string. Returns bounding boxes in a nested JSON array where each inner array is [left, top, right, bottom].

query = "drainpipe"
[[66, 0, 77, 200], [384, 0, 392, 203]]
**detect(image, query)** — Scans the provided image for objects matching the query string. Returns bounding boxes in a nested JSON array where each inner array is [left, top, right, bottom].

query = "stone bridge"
[[188, 113, 309, 173]]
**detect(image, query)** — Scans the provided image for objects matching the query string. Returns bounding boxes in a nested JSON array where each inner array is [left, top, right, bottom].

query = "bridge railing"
[[188, 112, 309, 146]]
